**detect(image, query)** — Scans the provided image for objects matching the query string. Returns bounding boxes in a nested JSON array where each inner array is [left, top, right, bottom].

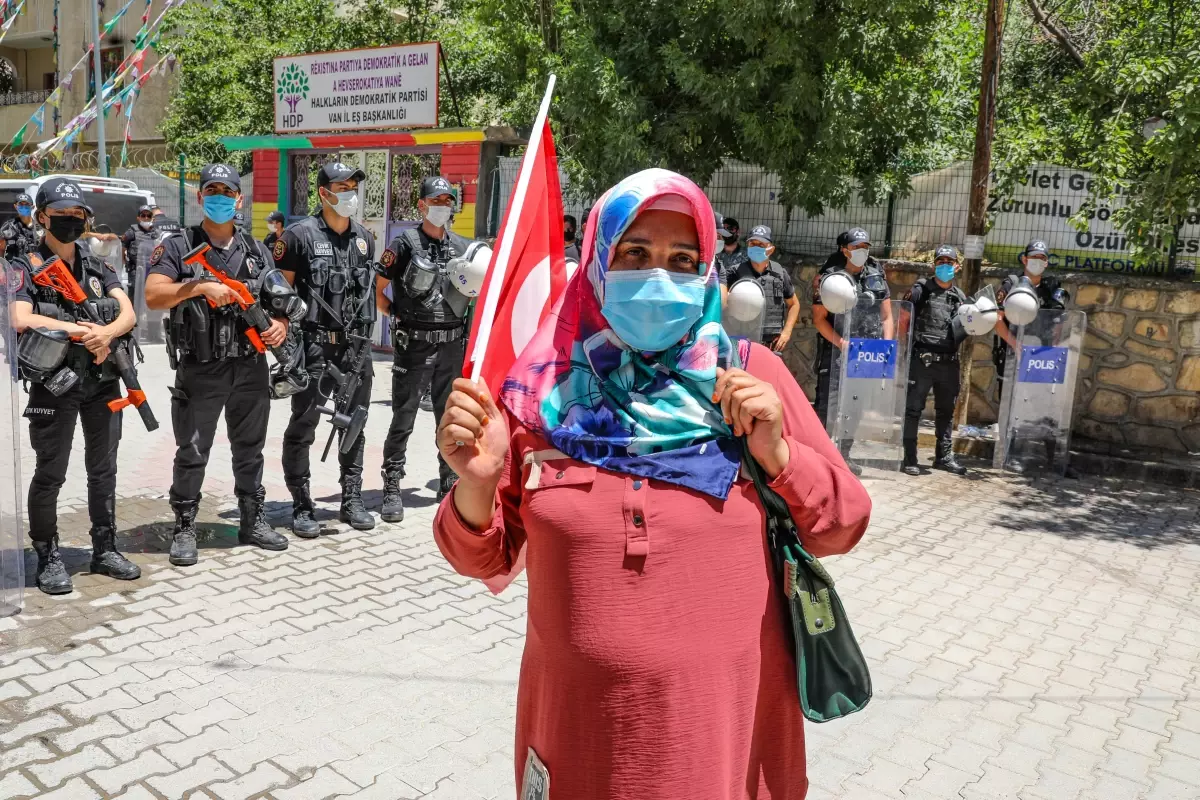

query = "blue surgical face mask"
[[747, 246, 769, 264], [16, 205, 31, 218], [202, 194, 237, 224], [935, 264, 956, 283], [601, 268, 706, 352]]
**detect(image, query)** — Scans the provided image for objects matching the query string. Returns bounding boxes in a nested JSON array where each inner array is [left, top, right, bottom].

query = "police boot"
[[32, 537, 73, 595], [380, 469, 404, 524], [89, 526, 141, 581], [169, 498, 200, 567], [838, 440, 863, 477], [339, 474, 376, 531], [902, 439, 921, 476], [933, 439, 968, 476], [287, 482, 321, 539], [436, 471, 458, 502], [238, 488, 289, 551]]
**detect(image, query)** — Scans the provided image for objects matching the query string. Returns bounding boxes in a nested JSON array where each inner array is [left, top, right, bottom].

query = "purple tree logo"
[[276, 63, 309, 113]]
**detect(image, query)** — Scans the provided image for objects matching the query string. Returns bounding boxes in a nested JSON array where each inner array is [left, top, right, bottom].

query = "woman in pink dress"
[[433, 168, 871, 799]]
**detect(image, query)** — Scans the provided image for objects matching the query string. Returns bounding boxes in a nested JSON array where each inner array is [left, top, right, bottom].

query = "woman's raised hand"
[[438, 378, 510, 490], [714, 367, 789, 478]]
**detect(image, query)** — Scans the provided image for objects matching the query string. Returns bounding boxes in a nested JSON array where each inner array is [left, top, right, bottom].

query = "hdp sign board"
[[1018, 345, 1069, 384], [274, 43, 440, 133], [845, 338, 897, 380]]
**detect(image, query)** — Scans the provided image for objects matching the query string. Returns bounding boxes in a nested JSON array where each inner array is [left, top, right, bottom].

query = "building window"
[[86, 47, 124, 99], [43, 73, 57, 91]]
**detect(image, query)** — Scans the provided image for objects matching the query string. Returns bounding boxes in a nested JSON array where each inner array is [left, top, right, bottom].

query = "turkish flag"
[[464, 118, 568, 394]]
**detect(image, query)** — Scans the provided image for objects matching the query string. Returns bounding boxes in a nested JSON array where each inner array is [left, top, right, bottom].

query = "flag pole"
[[469, 73, 556, 384]]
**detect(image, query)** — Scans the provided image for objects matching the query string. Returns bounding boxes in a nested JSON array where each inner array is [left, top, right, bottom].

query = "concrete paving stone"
[[88, 749, 177, 795], [49, 713, 129, 753], [0, 711, 72, 747], [60, 687, 142, 722], [158, 722, 241, 768], [146, 754, 236, 798], [206, 760, 294, 799], [1087, 770, 1153, 798], [0, 771, 38, 799], [26, 742, 117, 790], [0, 738, 56, 772], [31, 777, 103, 800], [1111, 722, 1170, 757], [100, 718, 189, 761], [22, 659, 99, 694], [272, 765, 360, 800], [1154, 750, 1200, 787], [1100, 743, 1160, 785]]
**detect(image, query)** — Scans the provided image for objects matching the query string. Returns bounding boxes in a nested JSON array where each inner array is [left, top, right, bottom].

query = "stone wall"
[[777, 257, 1200, 460]]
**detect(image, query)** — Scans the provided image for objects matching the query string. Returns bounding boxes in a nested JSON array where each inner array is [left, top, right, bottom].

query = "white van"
[[0, 174, 156, 234]]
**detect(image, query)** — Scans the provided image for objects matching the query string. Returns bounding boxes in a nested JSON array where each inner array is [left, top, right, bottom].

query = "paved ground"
[[0, 345, 1198, 800]]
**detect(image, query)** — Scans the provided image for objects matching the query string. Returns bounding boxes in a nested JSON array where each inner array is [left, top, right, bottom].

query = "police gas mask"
[[259, 269, 307, 322], [402, 251, 444, 308], [18, 327, 79, 394]]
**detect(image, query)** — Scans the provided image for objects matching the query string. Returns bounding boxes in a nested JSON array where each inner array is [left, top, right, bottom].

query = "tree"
[[462, 0, 980, 211], [992, 0, 1200, 258]]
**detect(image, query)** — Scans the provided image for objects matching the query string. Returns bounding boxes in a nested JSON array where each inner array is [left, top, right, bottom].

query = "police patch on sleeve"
[[150, 244, 165, 266], [273, 239, 287, 261], [356, 238, 368, 255], [380, 249, 396, 268], [89, 276, 103, 297], [6, 265, 22, 292]]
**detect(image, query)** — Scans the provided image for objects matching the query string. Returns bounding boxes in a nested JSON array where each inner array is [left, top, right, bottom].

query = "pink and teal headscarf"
[[499, 168, 749, 499]]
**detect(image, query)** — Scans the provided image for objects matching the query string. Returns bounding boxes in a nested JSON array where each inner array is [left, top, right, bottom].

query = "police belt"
[[398, 325, 464, 344], [304, 328, 359, 345], [915, 349, 960, 366]]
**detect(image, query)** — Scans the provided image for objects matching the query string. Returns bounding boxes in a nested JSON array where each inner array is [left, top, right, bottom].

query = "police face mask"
[[138, 219, 154, 231], [601, 268, 706, 352], [1025, 257, 1047, 276], [935, 263, 957, 283], [424, 204, 452, 228], [44, 214, 86, 244], [848, 248, 870, 268], [747, 245, 770, 264], [16, 204, 32, 218], [324, 189, 359, 218], [202, 194, 238, 224]]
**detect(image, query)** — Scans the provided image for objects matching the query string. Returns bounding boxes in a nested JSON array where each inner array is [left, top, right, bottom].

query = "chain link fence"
[[487, 156, 1198, 280]]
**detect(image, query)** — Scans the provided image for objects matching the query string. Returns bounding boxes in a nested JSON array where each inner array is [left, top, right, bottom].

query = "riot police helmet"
[[819, 271, 859, 315], [727, 278, 766, 322], [1003, 277, 1041, 326]]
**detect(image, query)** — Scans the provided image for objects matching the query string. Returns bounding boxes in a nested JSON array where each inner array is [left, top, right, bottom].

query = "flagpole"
[[89, 0, 108, 176], [469, 74, 556, 384]]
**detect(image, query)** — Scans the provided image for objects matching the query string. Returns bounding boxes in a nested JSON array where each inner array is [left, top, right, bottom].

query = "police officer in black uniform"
[[376, 175, 472, 521], [564, 214, 581, 262], [264, 210, 286, 249], [715, 215, 747, 284], [10, 178, 141, 594], [144, 164, 292, 565], [994, 238, 1076, 476], [725, 225, 799, 351], [2, 192, 40, 260], [120, 204, 157, 301], [902, 245, 969, 476], [273, 162, 377, 534], [812, 227, 894, 474], [151, 205, 183, 240]]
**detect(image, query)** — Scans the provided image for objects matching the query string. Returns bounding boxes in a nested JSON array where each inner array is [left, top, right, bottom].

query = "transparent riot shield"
[[724, 278, 766, 343], [133, 233, 169, 345], [0, 261, 24, 616], [825, 297, 914, 472], [994, 309, 1086, 476]]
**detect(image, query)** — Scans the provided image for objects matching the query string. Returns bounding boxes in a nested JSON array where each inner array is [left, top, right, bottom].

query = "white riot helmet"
[[1003, 277, 1040, 326], [446, 241, 492, 298], [819, 271, 858, 315], [957, 284, 1000, 336], [727, 278, 765, 322]]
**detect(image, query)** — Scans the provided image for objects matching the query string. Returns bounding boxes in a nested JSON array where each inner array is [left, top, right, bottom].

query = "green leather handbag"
[[742, 439, 873, 723]]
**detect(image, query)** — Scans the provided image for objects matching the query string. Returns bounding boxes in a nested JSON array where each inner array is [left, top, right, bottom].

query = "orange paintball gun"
[[29, 255, 159, 431], [182, 243, 272, 354]]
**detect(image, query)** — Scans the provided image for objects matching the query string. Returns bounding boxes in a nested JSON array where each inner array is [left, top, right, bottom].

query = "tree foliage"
[[993, 0, 1200, 254]]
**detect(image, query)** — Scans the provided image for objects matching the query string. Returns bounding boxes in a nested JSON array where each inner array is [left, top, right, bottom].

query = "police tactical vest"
[[3, 219, 40, 259], [817, 259, 889, 365], [913, 279, 966, 352], [292, 216, 375, 333], [19, 248, 119, 382], [168, 228, 264, 364], [391, 227, 471, 329], [126, 226, 157, 268]]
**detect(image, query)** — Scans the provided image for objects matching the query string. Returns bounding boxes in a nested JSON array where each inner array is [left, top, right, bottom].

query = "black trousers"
[[26, 379, 122, 541], [903, 356, 960, 444], [282, 337, 374, 485], [170, 355, 270, 503], [382, 333, 465, 483]]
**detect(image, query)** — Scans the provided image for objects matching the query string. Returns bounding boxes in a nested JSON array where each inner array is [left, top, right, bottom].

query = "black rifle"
[[316, 332, 372, 461]]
